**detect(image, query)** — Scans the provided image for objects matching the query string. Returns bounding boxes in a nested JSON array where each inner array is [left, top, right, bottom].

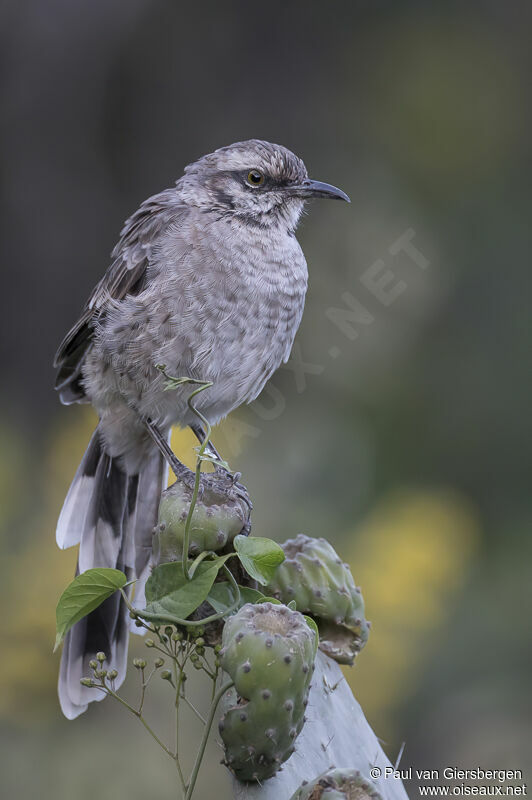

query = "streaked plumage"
[[55, 139, 347, 718]]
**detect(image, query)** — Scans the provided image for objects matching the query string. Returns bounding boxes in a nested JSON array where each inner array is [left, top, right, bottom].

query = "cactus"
[[153, 478, 248, 562], [218, 602, 317, 782], [265, 535, 370, 665], [290, 767, 382, 800]]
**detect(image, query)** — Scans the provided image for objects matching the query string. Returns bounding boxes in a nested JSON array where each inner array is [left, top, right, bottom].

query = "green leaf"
[[303, 614, 320, 655], [256, 596, 283, 605], [206, 582, 265, 614], [54, 568, 127, 651], [233, 535, 285, 586], [143, 556, 230, 622]]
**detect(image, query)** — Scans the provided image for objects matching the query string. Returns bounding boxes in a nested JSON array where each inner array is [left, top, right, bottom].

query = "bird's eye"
[[246, 169, 265, 187]]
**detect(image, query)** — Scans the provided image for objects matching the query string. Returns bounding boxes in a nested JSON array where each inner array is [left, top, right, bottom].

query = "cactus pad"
[[266, 535, 369, 665], [153, 479, 248, 562], [218, 602, 317, 782], [290, 768, 382, 800]]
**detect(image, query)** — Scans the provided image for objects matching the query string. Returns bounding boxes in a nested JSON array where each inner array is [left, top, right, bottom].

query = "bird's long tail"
[[56, 428, 166, 719]]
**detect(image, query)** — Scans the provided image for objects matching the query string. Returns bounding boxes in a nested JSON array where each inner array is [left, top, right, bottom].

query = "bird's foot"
[[146, 419, 252, 535], [197, 468, 252, 536], [190, 422, 253, 515], [211, 466, 253, 512]]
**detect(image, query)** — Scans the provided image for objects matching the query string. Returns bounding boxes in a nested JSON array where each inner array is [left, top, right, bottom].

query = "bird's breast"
[[87, 218, 308, 427]]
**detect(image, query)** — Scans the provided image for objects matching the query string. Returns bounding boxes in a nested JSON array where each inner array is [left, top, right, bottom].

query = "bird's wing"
[[54, 189, 182, 404]]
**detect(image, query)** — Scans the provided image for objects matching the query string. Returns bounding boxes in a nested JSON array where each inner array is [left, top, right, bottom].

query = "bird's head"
[[177, 139, 349, 231]]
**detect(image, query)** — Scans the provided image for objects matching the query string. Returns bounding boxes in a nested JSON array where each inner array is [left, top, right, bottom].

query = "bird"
[[54, 139, 349, 718]]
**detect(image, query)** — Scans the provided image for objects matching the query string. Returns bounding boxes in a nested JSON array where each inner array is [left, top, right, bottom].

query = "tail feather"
[[59, 574, 132, 719], [57, 427, 165, 719], [128, 453, 167, 630], [56, 432, 102, 550], [78, 451, 127, 575]]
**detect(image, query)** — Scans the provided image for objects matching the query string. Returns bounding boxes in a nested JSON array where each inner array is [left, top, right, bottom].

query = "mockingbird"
[[54, 139, 349, 718]]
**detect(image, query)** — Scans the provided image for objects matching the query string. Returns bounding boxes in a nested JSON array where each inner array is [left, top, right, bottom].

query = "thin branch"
[[185, 680, 234, 800], [181, 694, 207, 726], [104, 686, 176, 761], [124, 564, 241, 629]]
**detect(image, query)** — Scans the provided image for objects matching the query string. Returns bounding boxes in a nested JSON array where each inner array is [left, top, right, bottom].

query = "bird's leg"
[[146, 420, 251, 538], [144, 419, 195, 486], [189, 423, 226, 468], [189, 423, 253, 512]]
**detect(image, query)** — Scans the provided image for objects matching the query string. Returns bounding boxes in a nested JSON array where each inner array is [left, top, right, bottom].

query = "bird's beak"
[[288, 179, 350, 203]]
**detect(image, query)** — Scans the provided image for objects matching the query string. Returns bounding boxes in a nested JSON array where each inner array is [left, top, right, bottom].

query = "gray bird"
[[54, 139, 349, 718]]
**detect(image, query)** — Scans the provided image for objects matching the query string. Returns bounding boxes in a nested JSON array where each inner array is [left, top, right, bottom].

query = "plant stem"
[[181, 695, 207, 725], [138, 667, 156, 715], [185, 680, 233, 800], [173, 657, 187, 796], [104, 687, 176, 761], [125, 564, 241, 629], [174, 659, 180, 760], [188, 549, 211, 578], [181, 381, 213, 581], [182, 461, 202, 581]]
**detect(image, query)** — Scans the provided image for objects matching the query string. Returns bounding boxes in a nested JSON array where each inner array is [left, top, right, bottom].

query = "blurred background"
[[1, 0, 531, 796]]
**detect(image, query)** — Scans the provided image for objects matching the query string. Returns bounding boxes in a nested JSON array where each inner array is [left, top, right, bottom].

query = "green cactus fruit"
[[153, 478, 248, 562], [265, 535, 370, 665], [218, 601, 317, 782], [290, 768, 382, 800]]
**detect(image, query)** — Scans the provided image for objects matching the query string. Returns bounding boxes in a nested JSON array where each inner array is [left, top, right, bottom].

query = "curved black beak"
[[289, 178, 350, 203]]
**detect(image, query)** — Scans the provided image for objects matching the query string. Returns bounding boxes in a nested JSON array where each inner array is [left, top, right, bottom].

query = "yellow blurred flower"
[[345, 488, 480, 736], [0, 535, 75, 720], [0, 411, 94, 721]]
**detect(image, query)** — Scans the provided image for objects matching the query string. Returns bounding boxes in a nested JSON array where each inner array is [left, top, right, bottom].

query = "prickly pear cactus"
[[218, 602, 317, 782], [290, 768, 382, 800], [153, 479, 248, 562], [265, 535, 370, 665]]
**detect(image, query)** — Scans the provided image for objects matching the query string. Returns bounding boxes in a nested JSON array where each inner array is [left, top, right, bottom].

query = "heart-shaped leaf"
[[143, 556, 230, 622], [233, 535, 285, 585], [55, 568, 127, 651], [206, 582, 265, 614]]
